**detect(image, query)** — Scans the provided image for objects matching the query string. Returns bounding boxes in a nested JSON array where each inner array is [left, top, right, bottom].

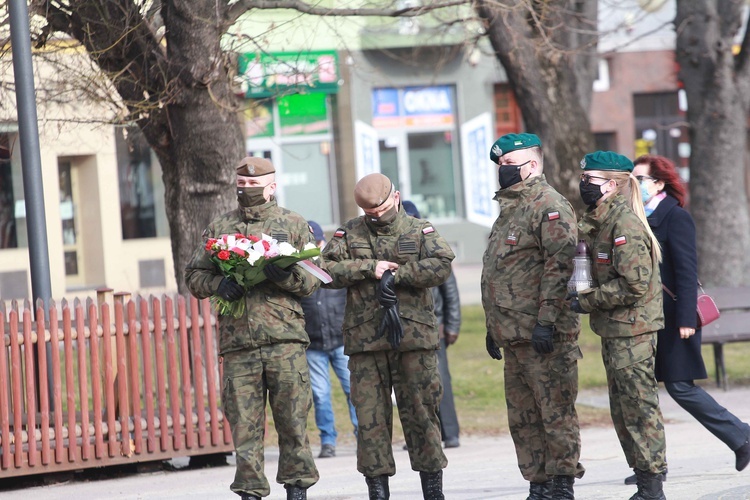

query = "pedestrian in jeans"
[[302, 220, 358, 459]]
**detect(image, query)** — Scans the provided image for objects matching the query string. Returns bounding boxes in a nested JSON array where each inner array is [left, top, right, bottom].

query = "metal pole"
[[8, 0, 52, 309], [9, 0, 54, 410]]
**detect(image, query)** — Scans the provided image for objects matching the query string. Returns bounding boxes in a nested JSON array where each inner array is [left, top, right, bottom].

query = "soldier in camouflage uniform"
[[569, 151, 667, 500], [184, 157, 319, 500], [322, 173, 454, 500], [481, 133, 585, 500]]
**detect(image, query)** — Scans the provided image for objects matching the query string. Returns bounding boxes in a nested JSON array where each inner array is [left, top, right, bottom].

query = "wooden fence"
[[0, 292, 233, 478]]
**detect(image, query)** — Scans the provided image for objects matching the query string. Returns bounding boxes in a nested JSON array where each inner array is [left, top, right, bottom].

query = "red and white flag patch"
[[334, 229, 346, 238], [548, 211, 560, 221], [614, 235, 627, 246], [422, 226, 435, 234]]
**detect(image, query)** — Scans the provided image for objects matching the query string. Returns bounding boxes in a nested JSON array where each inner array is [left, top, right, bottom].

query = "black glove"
[[377, 270, 403, 349], [531, 323, 555, 354], [566, 291, 588, 314], [263, 263, 292, 283], [217, 277, 244, 301], [378, 270, 397, 306], [485, 332, 503, 360]]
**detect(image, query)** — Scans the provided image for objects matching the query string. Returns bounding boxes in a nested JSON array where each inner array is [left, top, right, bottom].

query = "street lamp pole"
[[8, 0, 52, 310]]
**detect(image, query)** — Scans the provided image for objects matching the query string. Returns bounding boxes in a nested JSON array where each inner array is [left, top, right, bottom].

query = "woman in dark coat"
[[630, 155, 750, 484]]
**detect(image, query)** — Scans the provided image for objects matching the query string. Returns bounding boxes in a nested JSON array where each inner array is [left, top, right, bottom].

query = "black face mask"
[[498, 160, 530, 189], [237, 186, 267, 208], [579, 181, 604, 207], [368, 203, 398, 227]]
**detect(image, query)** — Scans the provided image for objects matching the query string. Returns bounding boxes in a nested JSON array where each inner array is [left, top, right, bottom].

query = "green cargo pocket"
[[548, 345, 582, 407], [612, 338, 655, 401]]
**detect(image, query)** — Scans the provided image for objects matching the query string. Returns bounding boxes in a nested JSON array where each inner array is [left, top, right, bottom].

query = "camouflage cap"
[[236, 156, 275, 177], [580, 151, 633, 172], [489, 133, 542, 164], [354, 173, 393, 209]]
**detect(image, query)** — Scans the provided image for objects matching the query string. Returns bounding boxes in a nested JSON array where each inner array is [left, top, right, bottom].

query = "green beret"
[[489, 133, 542, 164], [354, 173, 393, 209], [237, 156, 275, 177], [580, 151, 633, 172]]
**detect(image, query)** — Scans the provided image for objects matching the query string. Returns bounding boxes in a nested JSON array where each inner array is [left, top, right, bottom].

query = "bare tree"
[[474, 0, 599, 200], [675, 0, 750, 285]]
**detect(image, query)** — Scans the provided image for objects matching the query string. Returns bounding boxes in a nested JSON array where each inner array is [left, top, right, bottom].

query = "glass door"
[[58, 160, 85, 286]]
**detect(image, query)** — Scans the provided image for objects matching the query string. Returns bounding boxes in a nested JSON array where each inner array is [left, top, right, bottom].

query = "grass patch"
[[265, 304, 750, 446]]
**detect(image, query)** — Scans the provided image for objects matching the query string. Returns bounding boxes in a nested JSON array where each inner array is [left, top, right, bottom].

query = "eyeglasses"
[[580, 173, 610, 186], [635, 175, 656, 183]]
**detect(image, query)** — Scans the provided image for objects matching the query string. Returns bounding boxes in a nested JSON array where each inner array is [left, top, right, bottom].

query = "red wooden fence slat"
[[101, 303, 118, 458], [22, 308, 37, 467], [48, 306, 64, 465], [164, 296, 183, 451], [9, 306, 23, 468], [62, 302, 78, 464], [75, 302, 91, 461], [0, 306, 11, 469], [139, 298, 156, 454], [127, 301, 143, 455], [114, 300, 131, 458], [151, 297, 169, 452], [88, 301, 105, 459], [178, 297, 194, 449], [35, 304, 51, 466], [201, 300, 220, 446], [190, 297, 207, 448]]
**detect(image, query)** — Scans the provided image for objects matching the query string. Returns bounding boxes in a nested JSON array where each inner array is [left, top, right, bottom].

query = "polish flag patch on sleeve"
[[422, 226, 435, 234], [547, 211, 560, 221], [614, 235, 627, 246], [334, 229, 346, 238]]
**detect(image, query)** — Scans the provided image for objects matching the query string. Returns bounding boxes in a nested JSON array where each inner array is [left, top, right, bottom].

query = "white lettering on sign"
[[402, 88, 451, 114]]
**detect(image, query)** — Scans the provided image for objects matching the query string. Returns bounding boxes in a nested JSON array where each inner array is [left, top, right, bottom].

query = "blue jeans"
[[306, 346, 358, 446]]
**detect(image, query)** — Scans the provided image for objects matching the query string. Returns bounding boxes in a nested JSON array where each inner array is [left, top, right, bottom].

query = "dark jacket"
[[648, 195, 707, 382], [301, 287, 347, 352], [433, 271, 461, 335]]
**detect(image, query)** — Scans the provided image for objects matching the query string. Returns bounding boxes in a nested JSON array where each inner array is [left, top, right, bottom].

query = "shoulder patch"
[[334, 229, 346, 238], [614, 235, 627, 246], [547, 211, 560, 221], [422, 226, 435, 235]]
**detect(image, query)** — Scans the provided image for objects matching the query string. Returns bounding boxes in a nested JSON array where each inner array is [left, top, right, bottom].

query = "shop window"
[[633, 92, 686, 164], [0, 132, 23, 249], [278, 93, 330, 136], [493, 84, 522, 139], [115, 126, 169, 239], [408, 132, 457, 218]]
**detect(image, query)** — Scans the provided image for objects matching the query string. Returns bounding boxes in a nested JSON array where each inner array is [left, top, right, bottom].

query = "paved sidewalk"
[[2, 385, 749, 499]]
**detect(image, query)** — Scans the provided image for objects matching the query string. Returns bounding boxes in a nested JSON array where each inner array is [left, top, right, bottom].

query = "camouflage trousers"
[[601, 333, 667, 473], [222, 343, 319, 497], [349, 350, 447, 477], [503, 340, 586, 482]]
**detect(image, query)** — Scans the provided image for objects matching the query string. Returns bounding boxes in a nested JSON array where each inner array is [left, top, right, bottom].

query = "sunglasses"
[[580, 173, 610, 186]]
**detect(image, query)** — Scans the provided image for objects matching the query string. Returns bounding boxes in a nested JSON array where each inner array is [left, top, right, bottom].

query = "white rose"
[[278, 242, 296, 256]]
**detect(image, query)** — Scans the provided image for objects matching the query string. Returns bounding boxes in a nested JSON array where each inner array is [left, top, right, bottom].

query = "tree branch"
[[225, 0, 468, 27]]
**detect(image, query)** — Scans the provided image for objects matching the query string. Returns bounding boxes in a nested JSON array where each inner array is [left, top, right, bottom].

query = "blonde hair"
[[599, 171, 662, 263]]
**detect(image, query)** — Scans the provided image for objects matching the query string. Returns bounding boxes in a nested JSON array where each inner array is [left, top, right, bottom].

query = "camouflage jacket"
[[481, 175, 580, 344], [184, 199, 319, 354], [322, 206, 455, 354], [577, 194, 664, 338]]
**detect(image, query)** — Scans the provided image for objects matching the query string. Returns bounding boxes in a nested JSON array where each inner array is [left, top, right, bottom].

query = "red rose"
[[205, 238, 217, 251], [235, 233, 245, 240], [262, 240, 270, 252], [217, 250, 230, 260], [249, 235, 260, 243]]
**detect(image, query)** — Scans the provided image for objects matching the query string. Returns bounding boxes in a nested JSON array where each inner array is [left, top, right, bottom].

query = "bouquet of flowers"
[[205, 232, 323, 318]]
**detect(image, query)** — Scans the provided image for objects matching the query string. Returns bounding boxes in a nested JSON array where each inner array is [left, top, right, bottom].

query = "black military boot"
[[551, 475, 575, 499], [527, 480, 553, 500], [284, 484, 306, 500], [628, 469, 666, 500], [419, 470, 444, 500], [365, 475, 390, 500]]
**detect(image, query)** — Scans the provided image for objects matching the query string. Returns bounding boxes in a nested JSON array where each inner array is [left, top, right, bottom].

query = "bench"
[[700, 286, 750, 390]]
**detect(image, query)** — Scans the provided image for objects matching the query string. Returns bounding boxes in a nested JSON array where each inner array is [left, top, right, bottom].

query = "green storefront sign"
[[238, 51, 340, 98]]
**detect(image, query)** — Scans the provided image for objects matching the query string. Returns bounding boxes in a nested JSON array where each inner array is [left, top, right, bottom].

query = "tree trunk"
[[475, 0, 598, 204], [675, 1, 750, 286]]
